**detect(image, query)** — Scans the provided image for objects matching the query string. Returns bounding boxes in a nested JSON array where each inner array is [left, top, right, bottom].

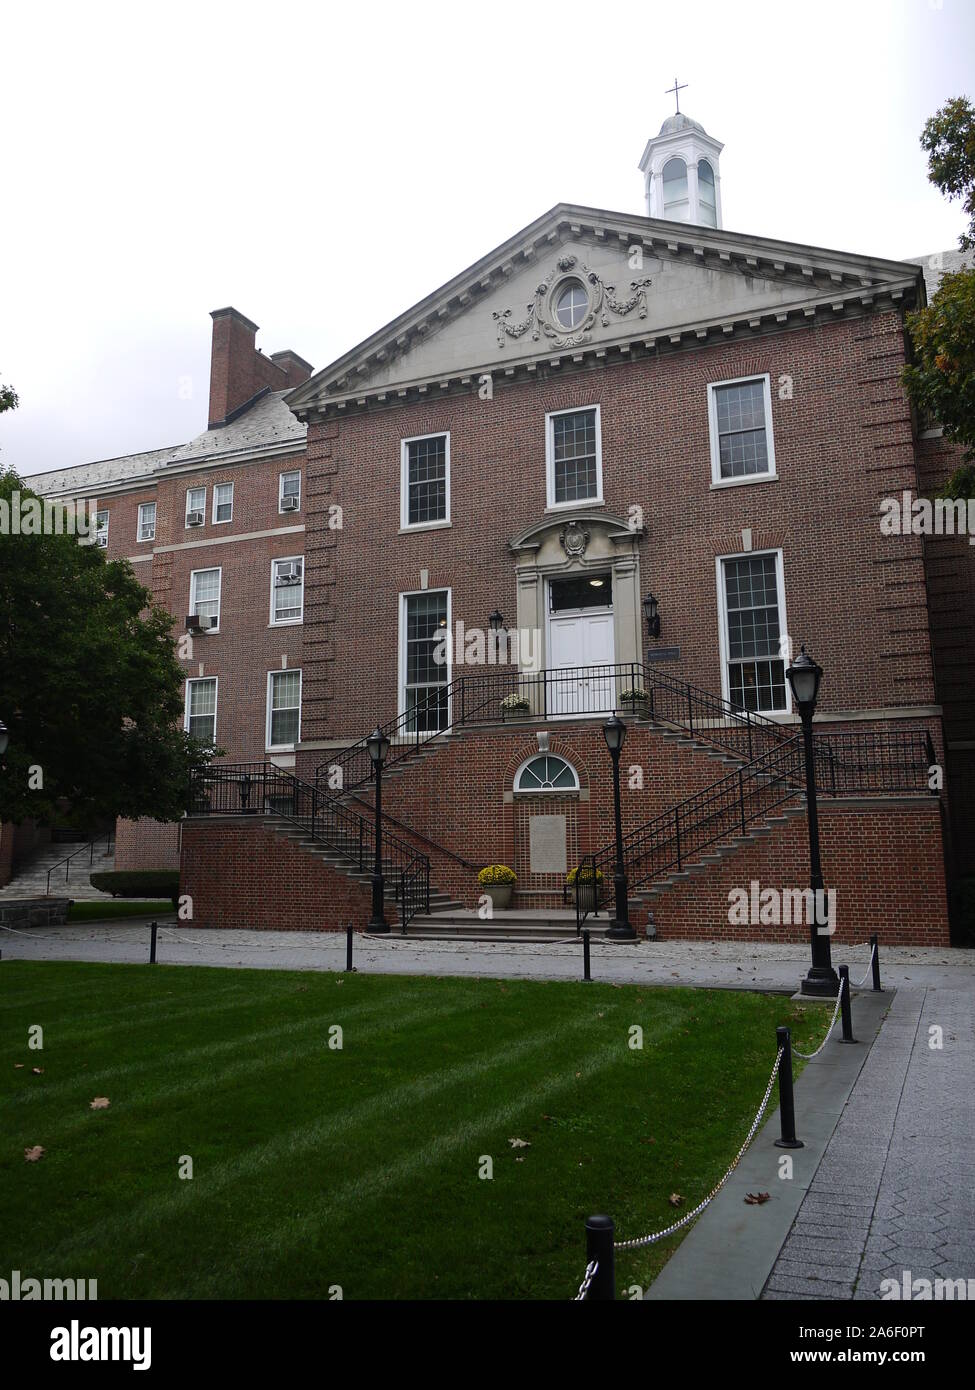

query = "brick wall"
[[180, 817, 387, 932], [114, 818, 181, 872], [648, 798, 950, 947]]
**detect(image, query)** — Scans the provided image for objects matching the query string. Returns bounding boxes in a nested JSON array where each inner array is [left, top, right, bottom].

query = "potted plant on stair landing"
[[620, 687, 652, 718], [566, 864, 603, 914], [477, 864, 516, 910], [500, 693, 530, 721]]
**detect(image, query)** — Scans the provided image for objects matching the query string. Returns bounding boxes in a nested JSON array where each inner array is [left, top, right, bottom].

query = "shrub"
[[90, 870, 180, 905], [620, 687, 650, 703], [566, 864, 604, 885], [477, 864, 516, 886], [500, 694, 530, 714]]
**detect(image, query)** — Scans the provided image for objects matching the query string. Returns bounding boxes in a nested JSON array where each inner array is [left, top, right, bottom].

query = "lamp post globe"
[[366, 727, 391, 934], [602, 715, 636, 941], [0, 720, 8, 757], [786, 648, 838, 998]]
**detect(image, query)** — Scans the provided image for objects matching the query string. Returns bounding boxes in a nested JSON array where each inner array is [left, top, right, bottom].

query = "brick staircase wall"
[[645, 797, 949, 946]]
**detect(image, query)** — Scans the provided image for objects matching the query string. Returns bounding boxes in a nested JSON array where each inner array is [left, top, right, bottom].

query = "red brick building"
[[13, 111, 973, 946]]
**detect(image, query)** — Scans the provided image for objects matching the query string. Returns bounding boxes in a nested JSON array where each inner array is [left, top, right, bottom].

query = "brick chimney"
[[207, 307, 313, 428]]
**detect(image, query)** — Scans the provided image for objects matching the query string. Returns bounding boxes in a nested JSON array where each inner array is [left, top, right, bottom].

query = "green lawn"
[[0, 961, 824, 1300], [67, 900, 175, 922]]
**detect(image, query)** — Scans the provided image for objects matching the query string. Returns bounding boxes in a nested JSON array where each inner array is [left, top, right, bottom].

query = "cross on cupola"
[[665, 77, 687, 114], [638, 85, 724, 228]]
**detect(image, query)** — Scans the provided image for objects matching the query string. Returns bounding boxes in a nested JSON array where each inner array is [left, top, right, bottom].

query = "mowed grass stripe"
[[39, 1001, 639, 1267]]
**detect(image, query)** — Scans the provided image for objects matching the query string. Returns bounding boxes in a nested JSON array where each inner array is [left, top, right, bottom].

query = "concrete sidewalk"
[[0, 919, 971, 994]]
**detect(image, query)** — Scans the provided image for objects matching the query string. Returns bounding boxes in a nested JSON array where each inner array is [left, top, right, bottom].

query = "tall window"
[[401, 433, 449, 528], [190, 568, 221, 630], [270, 557, 304, 624], [402, 590, 449, 732], [279, 470, 301, 512], [185, 677, 217, 745], [720, 553, 788, 713], [94, 509, 109, 549], [708, 375, 776, 484], [185, 487, 206, 526], [662, 157, 689, 220], [547, 406, 602, 507], [213, 482, 233, 524], [137, 502, 156, 541], [698, 160, 717, 227], [267, 670, 302, 749]]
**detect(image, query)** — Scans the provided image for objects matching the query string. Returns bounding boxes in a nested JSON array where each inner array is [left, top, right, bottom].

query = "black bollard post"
[[583, 929, 591, 983], [774, 1026, 804, 1149], [584, 1215, 615, 1300], [838, 966, 857, 1043], [345, 921, 354, 973], [870, 933, 882, 992], [149, 921, 157, 965]]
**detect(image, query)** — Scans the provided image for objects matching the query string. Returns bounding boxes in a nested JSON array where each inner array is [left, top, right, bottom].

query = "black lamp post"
[[0, 720, 8, 757], [643, 593, 661, 639], [366, 726, 391, 934], [603, 714, 636, 941], [786, 647, 839, 998]]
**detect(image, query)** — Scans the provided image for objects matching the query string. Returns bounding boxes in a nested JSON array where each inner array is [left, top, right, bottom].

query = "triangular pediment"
[[286, 204, 924, 419]]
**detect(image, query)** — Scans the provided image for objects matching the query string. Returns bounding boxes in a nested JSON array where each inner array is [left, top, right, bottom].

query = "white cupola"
[[638, 98, 724, 229]]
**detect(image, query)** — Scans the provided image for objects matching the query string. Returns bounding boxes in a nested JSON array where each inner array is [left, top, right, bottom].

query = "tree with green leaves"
[[903, 97, 975, 499], [0, 470, 214, 828]]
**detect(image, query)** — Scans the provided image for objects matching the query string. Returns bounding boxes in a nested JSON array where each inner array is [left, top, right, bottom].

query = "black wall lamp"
[[643, 593, 661, 639]]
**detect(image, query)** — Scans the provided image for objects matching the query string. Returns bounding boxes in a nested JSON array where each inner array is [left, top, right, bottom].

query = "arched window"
[[515, 754, 580, 793], [698, 159, 717, 227], [662, 157, 689, 220]]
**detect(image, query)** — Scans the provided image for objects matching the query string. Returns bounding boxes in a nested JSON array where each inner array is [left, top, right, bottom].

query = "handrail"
[[574, 727, 935, 932], [315, 661, 793, 794], [46, 829, 116, 897], [188, 762, 431, 930]]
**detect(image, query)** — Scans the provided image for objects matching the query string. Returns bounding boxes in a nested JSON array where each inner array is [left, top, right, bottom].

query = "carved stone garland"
[[493, 254, 652, 349]]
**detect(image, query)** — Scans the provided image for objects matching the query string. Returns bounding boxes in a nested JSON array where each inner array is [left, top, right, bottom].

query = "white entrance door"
[[548, 611, 615, 716]]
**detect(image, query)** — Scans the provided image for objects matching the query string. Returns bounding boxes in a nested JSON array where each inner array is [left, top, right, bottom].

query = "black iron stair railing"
[[573, 728, 937, 933], [188, 762, 430, 930]]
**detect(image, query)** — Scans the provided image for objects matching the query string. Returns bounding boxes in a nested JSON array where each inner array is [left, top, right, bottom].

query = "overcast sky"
[[1, 0, 971, 478]]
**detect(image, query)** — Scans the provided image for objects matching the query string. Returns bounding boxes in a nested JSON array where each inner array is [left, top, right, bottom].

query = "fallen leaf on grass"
[[89, 1097, 110, 1110], [669, 1193, 684, 1207], [32, 1067, 44, 1075], [24, 1146, 45, 1162], [14, 1063, 24, 1069], [745, 1192, 771, 1205], [508, 1138, 530, 1149]]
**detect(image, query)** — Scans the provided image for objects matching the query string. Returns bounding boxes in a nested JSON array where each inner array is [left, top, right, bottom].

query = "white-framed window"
[[94, 509, 109, 549], [399, 588, 451, 732], [698, 159, 717, 227], [662, 157, 689, 221], [185, 486, 206, 527], [185, 677, 218, 746], [189, 567, 222, 631], [270, 556, 304, 625], [707, 374, 776, 486], [514, 754, 579, 793], [716, 550, 790, 715], [401, 432, 450, 529], [137, 502, 156, 542], [279, 470, 301, 512], [212, 482, 234, 524], [266, 669, 302, 750], [546, 405, 602, 509]]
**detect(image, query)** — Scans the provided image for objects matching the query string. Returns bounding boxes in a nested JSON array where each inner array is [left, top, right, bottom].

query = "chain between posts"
[[574, 1260, 599, 1300], [857, 941, 878, 989], [611, 1045, 784, 1251], [792, 976, 846, 1060]]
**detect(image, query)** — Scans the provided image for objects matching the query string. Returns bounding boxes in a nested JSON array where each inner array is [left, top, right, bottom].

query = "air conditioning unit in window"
[[276, 563, 302, 585], [186, 615, 217, 633], [186, 511, 204, 527], [281, 495, 300, 512], [96, 534, 108, 549]]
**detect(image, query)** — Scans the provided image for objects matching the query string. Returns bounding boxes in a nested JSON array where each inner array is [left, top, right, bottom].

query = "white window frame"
[[545, 404, 603, 510], [400, 431, 451, 531], [715, 548, 791, 718], [212, 482, 234, 525], [189, 566, 222, 633], [184, 676, 218, 747], [94, 509, 109, 549], [278, 470, 301, 513], [513, 753, 580, 794], [269, 555, 305, 626], [266, 669, 303, 752], [397, 587, 452, 727], [707, 373, 777, 488], [137, 501, 156, 542], [185, 486, 206, 527]]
